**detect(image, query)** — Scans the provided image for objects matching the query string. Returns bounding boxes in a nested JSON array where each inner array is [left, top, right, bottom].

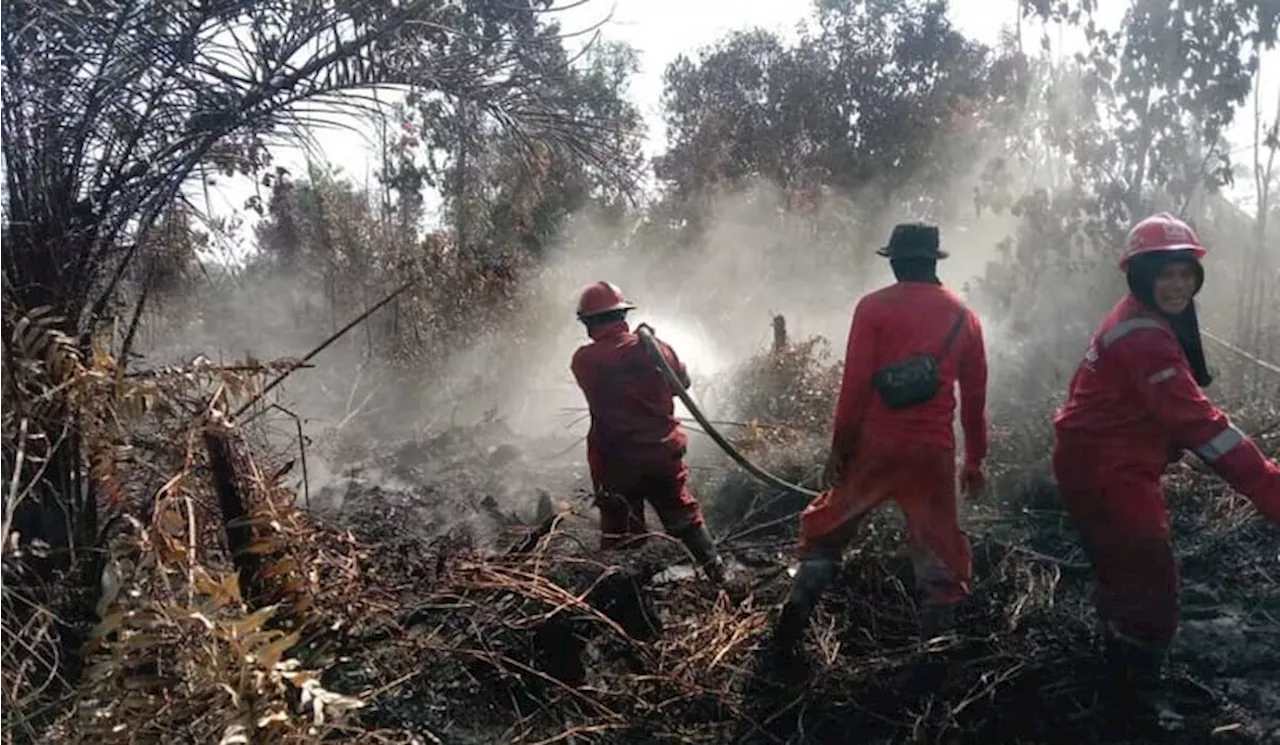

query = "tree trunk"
[[202, 414, 312, 651], [203, 419, 274, 609]]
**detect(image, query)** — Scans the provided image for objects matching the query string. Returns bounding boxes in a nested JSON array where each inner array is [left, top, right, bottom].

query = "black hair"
[[890, 257, 941, 284], [1126, 251, 1212, 387], [582, 309, 629, 328]]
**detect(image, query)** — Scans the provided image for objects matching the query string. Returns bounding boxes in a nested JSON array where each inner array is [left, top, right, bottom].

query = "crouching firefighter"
[[767, 223, 990, 655], [1053, 212, 1280, 718], [570, 281, 728, 585]]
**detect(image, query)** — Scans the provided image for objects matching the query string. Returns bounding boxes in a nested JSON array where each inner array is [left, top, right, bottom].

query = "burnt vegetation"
[[3, 0, 1279, 744]]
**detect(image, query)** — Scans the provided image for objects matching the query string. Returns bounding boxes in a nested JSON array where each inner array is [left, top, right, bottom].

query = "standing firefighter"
[[768, 223, 990, 653], [570, 281, 728, 584], [1053, 213, 1280, 715]]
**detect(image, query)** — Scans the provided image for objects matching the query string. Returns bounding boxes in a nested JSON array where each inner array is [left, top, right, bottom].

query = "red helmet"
[[576, 281, 635, 319], [1118, 212, 1207, 270]]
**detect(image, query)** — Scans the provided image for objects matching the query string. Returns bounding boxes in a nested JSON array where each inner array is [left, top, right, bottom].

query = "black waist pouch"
[[872, 354, 943, 409], [870, 311, 965, 410]]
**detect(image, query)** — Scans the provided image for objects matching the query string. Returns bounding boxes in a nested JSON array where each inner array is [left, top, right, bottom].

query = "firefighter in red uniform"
[[570, 281, 727, 584], [1053, 212, 1280, 713], [767, 223, 990, 653]]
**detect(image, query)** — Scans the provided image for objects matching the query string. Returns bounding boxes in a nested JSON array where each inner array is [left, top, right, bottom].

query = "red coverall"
[[798, 282, 989, 607], [1054, 294, 1280, 645], [571, 320, 705, 549]]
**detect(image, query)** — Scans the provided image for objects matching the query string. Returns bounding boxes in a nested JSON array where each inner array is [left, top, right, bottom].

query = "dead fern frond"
[[89, 444, 127, 513], [7, 307, 84, 395]]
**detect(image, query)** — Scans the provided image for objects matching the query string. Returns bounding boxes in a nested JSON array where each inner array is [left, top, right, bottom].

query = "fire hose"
[[634, 324, 1092, 567], [634, 322, 1275, 564], [635, 323, 821, 500], [1201, 328, 1280, 377]]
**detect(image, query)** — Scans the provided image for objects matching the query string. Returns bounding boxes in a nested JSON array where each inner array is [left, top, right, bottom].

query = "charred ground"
[[4, 1, 1280, 744], [8, 332, 1273, 745], [311, 412, 1280, 745]]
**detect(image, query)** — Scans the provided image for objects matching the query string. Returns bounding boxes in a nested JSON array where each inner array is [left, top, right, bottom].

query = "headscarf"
[[1126, 251, 1212, 386]]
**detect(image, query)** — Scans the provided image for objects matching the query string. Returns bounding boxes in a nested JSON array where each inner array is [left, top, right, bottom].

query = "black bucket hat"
[[876, 222, 948, 260]]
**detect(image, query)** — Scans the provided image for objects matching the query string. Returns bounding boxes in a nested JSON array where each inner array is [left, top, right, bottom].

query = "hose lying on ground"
[[635, 324, 821, 500]]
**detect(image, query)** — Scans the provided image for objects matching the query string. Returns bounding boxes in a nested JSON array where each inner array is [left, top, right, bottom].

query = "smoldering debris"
[[332, 471, 1279, 745], [19, 354, 1277, 745], [276, 324, 1280, 745], [310, 414, 594, 547], [291, 410, 1279, 745]]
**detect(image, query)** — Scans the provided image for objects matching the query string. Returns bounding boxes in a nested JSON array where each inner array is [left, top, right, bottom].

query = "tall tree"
[[0, 0, 629, 669], [654, 0, 998, 251], [1016, 0, 1279, 221], [970, 0, 1280, 407], [386, 39, 646, 259]]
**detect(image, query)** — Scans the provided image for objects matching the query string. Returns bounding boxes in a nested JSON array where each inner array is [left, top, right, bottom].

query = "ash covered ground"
[[301, 417, 1280, 745]]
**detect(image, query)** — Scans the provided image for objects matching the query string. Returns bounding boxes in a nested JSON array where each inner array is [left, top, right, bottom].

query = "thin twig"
[[1, 418, 31, 545], [269, 404, 310, 510], [234, 280, 416, 421], [124, 363, 315, 379], [118, 274, 153, 374]]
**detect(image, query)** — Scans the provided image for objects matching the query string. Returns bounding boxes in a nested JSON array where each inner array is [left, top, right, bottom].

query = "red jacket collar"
[[588, 320, 630, 342]]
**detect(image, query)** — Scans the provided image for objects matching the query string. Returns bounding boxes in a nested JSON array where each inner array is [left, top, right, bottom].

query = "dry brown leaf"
[[228, 605, 279, 639], [256, 630, 301, 671]]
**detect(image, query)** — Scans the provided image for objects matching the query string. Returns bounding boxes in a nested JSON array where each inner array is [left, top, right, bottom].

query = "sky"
[[203, 0, 1280, 249], [246, 0, 1034, 183]]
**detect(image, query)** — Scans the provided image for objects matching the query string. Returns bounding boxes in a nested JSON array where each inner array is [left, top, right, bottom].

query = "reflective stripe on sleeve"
[[1194, 425, 1245, 463], [1101, 317, 1166, 348], [1147, 367, 1177, 384]]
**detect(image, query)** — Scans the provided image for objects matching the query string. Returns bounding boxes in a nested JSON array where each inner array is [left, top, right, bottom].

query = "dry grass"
[[3, 311, 1277, 745]]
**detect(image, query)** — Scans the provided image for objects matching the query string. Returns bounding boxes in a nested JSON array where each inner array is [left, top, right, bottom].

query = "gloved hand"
[[961, 462, 986, 499]]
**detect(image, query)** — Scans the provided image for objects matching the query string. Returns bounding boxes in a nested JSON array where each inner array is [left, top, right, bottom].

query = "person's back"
[[842, 281, 986, 454], [765, 222, 991, 663], [569, 281, 725, 585], [571, 322, 688, 459]]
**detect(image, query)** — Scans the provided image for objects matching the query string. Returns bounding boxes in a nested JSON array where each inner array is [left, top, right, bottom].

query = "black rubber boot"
[[790, 558, 839, 602], [1104, 629, 1167, 687], [757, 559, 838, 682], [768, 599, 812, 653], [535, 491, 556, 523], [1103, 629, 1184, 731], [674, 524, 728, 585], [764, 559, 838, 651]]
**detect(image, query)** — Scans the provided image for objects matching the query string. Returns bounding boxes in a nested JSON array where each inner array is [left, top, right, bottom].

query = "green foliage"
[[655, 0, 998, 245], [1006, 0, 1278, 220], [385, 39, 646, 256], [971, 0, 1280, 391], [2, 0, 613, 329]]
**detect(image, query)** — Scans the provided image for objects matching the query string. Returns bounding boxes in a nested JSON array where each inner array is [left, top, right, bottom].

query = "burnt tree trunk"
[[1, 259, 95, 576], [1, 163, 116, 611], [1, 310, 100, 734], [203, 417, 274, 609]]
